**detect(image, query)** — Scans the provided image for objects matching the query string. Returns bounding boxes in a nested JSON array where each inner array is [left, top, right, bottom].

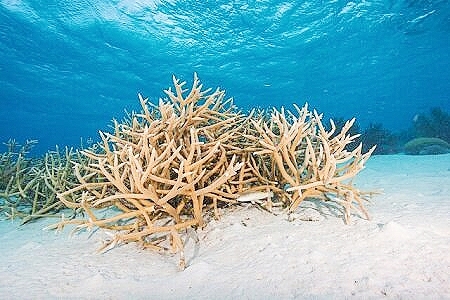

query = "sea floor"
[[0, 154, 449, 299]]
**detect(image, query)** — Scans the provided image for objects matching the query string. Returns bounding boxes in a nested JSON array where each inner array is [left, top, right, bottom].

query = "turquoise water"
[[0, 1, 449, 154]]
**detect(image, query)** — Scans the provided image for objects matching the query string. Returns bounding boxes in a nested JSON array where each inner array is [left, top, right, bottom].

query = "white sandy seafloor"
[[0, 154, 449, 299]]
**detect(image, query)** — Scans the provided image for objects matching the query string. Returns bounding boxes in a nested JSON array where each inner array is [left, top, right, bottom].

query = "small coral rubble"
[[54, 73, 375, 268]]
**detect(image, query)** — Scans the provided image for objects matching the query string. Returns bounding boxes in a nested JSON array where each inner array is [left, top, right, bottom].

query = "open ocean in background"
[[0, 0, 449, 155]]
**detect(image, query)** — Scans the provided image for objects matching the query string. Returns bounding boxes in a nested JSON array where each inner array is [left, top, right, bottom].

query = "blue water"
[[1, 0, 449, 154]]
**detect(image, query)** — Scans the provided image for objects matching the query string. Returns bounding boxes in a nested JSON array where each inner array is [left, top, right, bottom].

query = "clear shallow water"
[[0, 0, 449, 154]]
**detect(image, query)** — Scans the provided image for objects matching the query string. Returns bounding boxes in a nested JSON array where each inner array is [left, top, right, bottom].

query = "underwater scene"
[[1, 0, 449, 154], [0, 1, 449, 299]]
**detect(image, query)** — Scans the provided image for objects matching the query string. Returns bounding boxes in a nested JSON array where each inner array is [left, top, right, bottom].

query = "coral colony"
[[0, 74, 375, 269]]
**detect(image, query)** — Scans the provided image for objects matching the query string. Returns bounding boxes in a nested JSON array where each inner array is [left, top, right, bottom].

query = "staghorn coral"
[[56, 74, 249, 268], [250, 106, 375, 222], [52, 73, 376, 269], [0, 140, 82, 224]]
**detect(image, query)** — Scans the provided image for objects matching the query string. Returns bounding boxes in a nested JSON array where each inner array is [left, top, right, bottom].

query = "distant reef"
[[332, 106, 450, 156], [404, 107, 450, 155], [403, 137, 450, 155], [412, 107, 450, 144]]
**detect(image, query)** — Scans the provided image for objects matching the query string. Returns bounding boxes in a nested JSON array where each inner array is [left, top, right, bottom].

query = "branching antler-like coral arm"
[[0, 141, 84, 224], [53, 73, 375, 269], [56, 73, 248, 268], [248, 103, 376, 224]]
